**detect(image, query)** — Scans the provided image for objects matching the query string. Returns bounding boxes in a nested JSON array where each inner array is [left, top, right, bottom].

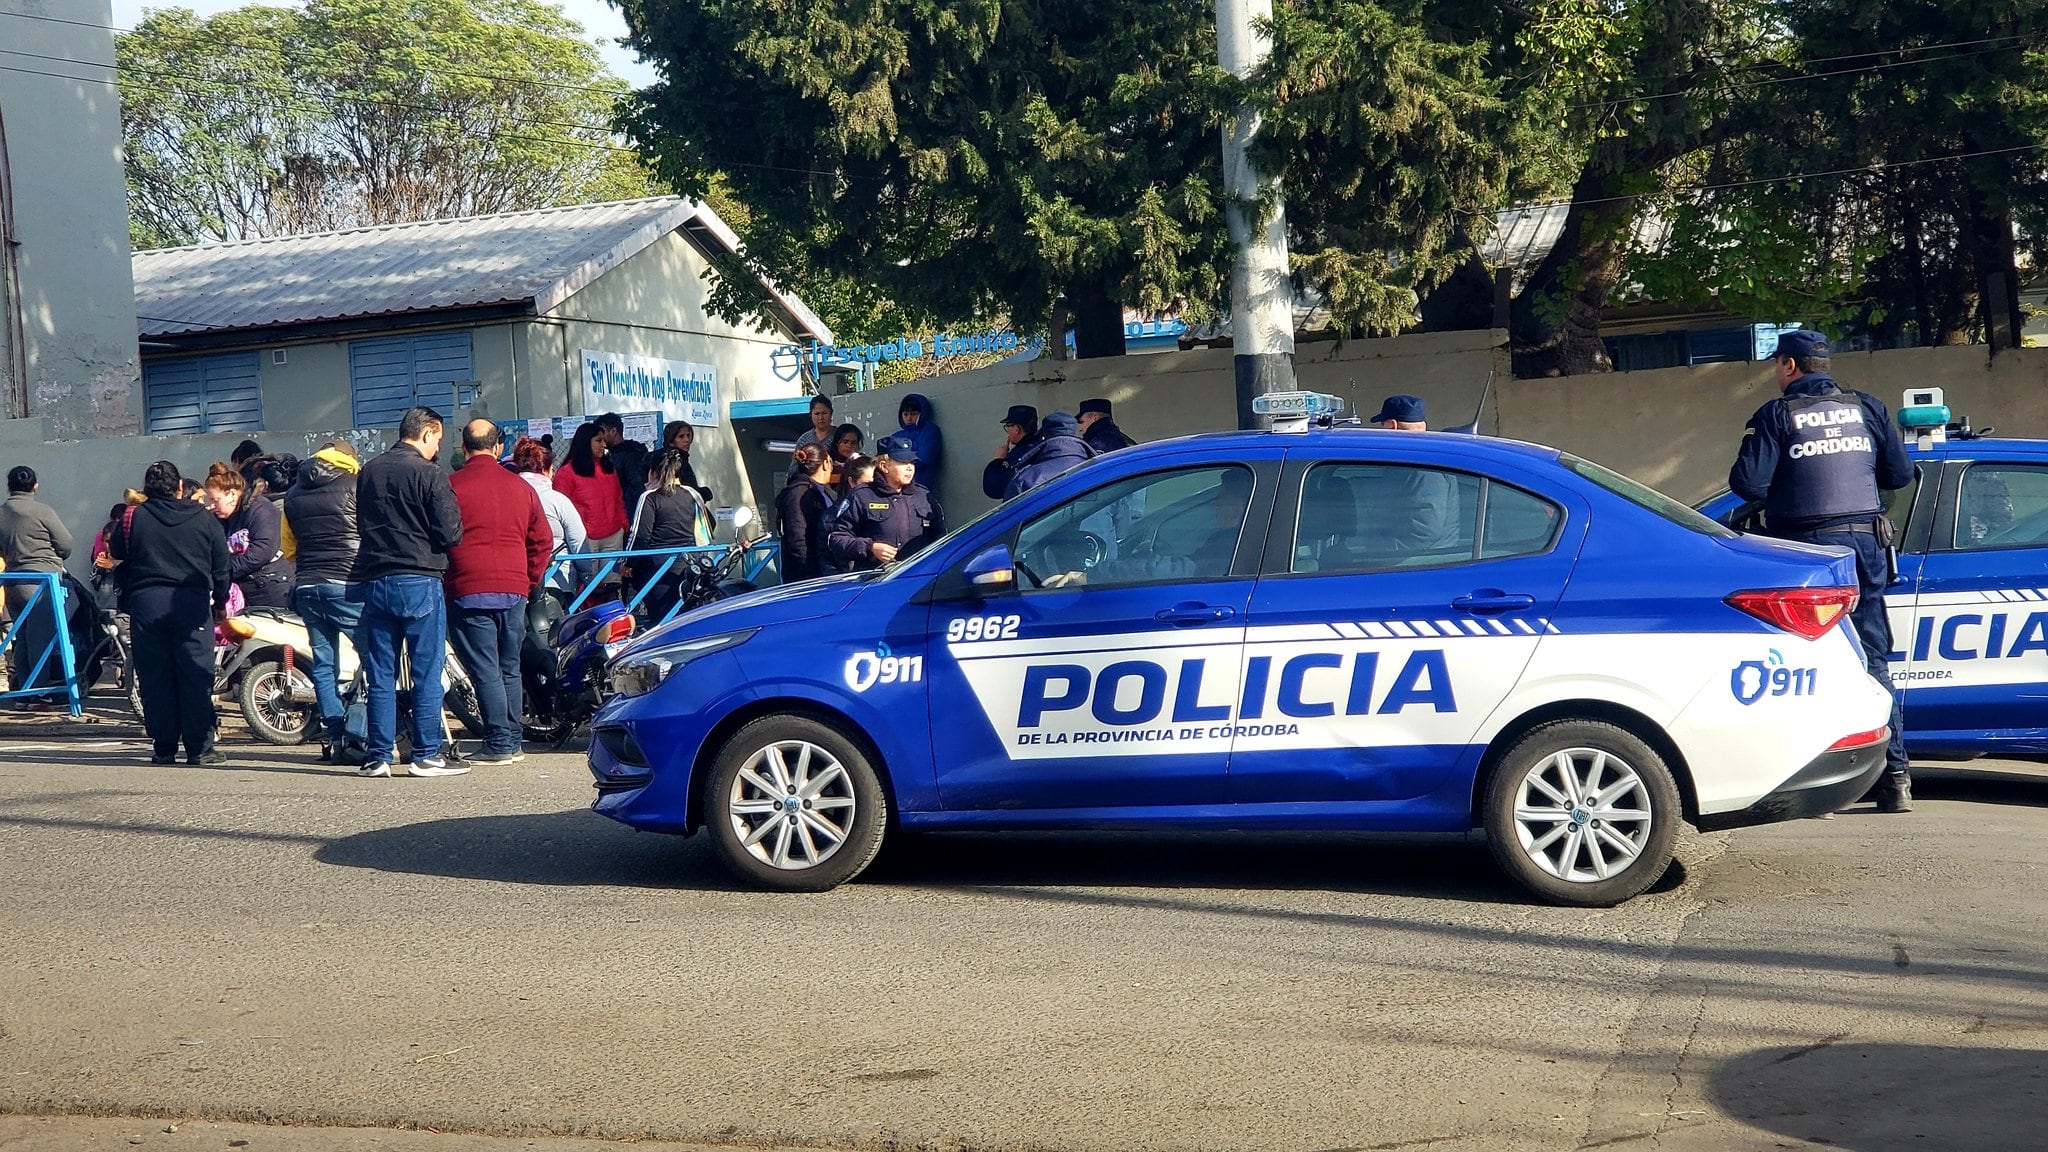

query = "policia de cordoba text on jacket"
[[1729, 373, 1914, 527]]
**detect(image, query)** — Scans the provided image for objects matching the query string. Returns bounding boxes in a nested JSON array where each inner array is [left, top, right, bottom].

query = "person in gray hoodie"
[[0, 466, 74, 698]]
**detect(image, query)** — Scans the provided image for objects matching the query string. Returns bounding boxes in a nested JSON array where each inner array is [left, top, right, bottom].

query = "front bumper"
[[1696, 736, 1889, 831]]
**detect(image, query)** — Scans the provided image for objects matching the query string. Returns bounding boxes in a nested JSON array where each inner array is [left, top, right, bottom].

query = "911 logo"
[[844, 642, 924, 693], [1731, 649, 1817, 705]]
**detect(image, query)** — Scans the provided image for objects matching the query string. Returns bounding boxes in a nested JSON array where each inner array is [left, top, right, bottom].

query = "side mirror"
[[963, 545, 1016, 591]]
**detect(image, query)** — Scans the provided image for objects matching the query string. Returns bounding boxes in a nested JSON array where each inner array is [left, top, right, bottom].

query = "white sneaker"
[[357, 761, 392, 778], [407, 755, 469, 778]]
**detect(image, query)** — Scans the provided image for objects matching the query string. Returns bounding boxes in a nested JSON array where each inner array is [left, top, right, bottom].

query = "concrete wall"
[[1498, 346, 2048, 502], [829, 330, 1508, 519], [0, 0, 142, 437], [0, 417, 393, 584]]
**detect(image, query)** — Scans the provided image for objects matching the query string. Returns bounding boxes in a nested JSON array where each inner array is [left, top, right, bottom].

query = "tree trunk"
[[1070, 281, 1127, 359], [1508, 162, 1638, 376], [1965, 182, 2025, 353]]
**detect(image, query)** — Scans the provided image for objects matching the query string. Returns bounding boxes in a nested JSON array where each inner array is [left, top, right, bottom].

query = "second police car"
[[1702, 387, 2048, 761], [590, 394, 1893, 906]]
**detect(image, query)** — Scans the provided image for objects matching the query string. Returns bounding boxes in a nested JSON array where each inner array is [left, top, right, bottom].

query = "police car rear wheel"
[[1484, 720, 1679, 907], [706, 716, 887, 891]]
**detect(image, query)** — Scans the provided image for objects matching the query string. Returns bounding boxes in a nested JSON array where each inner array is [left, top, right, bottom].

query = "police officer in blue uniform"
[[1730, 330, 1916, 812], [828, 435, 945, 571]]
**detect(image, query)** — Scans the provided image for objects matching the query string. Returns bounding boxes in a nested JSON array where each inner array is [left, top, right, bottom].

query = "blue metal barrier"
[[0, 572, 82, 716], [550, 539, 782, 627]]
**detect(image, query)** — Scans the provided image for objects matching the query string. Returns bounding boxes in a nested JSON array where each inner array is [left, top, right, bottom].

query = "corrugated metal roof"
[[132, 196, 831, 344], [1478, 202, 1673, 286]]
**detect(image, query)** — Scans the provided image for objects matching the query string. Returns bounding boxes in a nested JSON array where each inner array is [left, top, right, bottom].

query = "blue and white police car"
[[591, 393, 1893, 906], [1701, 388, 2048, 762]]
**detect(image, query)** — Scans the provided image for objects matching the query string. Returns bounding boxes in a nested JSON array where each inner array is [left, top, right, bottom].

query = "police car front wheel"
[[1483, 720, 1681, 907], [705, 715, 888, 891]]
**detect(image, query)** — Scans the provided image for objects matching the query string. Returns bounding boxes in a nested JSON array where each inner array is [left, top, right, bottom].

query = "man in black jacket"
[[111, 461, 230, 765], [1077, 398, 1137, 454], [354, 407, 465, 778], [283, 441, 363, 759]]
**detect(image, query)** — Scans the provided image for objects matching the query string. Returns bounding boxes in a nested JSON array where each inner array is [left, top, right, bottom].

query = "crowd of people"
[[1, 406, 725, 775], [0, 386, 1146, 770]]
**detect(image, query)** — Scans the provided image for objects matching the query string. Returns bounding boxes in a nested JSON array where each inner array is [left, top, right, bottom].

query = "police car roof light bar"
[[1252, 390, 1347, 433], [1899, 387, 1949, 449]]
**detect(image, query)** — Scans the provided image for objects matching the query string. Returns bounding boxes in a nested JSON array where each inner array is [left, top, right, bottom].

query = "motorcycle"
[[143, 606, 484, 749], [520, 590, 635, 747], [520, 527, 761, 747]]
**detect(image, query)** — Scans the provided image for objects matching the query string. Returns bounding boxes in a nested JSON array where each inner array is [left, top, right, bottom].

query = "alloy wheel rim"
[[727, 739, 857, 870], [1512, 747, 1653, 883]]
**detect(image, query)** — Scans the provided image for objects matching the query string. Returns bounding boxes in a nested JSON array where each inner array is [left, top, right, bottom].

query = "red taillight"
[[599, 615, 636, 645], [1726, 587, 1859, 639], [1828, 725, 1889, 751]]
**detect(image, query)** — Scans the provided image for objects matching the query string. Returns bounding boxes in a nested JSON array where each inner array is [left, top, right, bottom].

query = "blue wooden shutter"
[[349, 331, 473, 427], [143, 352, 263, 434]]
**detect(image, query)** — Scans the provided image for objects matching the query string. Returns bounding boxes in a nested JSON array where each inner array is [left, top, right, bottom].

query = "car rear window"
[[1562, 454, 1734, 538]]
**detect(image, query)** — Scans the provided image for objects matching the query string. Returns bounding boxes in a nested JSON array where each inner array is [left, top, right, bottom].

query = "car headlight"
[[609, 628, 755, 698]]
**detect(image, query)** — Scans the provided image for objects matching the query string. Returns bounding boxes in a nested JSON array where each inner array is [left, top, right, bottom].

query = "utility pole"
[[1217, 0, 1296, 429]]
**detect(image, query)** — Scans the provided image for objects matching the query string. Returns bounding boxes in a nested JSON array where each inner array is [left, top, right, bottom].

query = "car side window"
[[1480, 483, 1563, 560], [1013, 465, 1255, 590], [1954, 464, 2048, 551], [1292, 464, 1557, 574]]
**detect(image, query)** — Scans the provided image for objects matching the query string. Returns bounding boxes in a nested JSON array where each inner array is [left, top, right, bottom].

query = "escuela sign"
[[770, 330, 1024, 382], [580, 349, 717, 425]]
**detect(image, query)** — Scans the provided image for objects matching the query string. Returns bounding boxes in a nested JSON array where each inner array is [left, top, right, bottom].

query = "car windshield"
[[1562, 454, 1735, 538]]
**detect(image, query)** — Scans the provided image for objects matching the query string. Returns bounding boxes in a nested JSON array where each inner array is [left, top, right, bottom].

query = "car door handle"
[[1156, 603, 1236, 626], [1451, 590, 1536, 615]]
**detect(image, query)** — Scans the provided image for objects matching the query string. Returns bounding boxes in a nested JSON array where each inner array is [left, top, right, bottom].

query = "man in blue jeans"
[[282, 441, 364, 760], [445, 419, 551, 763], [353, 407, 465, 778]]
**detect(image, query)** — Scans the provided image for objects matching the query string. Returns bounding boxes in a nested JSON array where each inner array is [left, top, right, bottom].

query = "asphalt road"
[[1, 733, 2044, 1152]]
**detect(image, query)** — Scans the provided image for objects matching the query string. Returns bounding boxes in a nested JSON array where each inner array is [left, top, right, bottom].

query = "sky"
[[108, 0, 659, 87]]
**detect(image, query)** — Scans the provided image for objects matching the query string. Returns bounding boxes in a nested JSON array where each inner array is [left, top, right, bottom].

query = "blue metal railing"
[[0, 572, 82, 716], [549, 539, 782, 627]]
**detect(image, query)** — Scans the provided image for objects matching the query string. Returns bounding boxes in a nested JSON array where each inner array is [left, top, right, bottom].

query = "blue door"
[[925, 458, 1278, 812], [1895, 459, 2048, 753], [1230, 454, 1582, 808]]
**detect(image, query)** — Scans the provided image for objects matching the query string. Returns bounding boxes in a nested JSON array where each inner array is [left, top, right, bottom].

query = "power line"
[[1564, 33, 2042, 114], [1471, 139, 2048, 220]]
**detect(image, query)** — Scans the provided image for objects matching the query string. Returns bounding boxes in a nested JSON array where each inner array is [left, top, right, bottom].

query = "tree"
[[614, 1, 1231, 358], [1634, 0, 2048, 351], [119, 0, 651, 248], [1266, 1, 1778, 375]]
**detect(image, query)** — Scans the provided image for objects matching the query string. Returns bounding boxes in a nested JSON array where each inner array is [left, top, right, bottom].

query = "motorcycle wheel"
[[239, 660, 315, 746], [447, 681, 487, 740], [521, 715, 573, 747]]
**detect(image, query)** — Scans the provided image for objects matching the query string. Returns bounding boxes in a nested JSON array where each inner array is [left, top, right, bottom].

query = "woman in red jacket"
[[552, 422, 628, 565]]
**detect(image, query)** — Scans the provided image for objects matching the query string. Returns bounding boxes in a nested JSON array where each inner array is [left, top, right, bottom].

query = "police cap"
[[876, 434, 919, 463], [1774, 330, 1830, 360]]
